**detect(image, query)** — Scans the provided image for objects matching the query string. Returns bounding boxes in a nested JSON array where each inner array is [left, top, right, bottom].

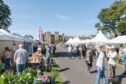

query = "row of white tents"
[[65, 31, 126, 46]]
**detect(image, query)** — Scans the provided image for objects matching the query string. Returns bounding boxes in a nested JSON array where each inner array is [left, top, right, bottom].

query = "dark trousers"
[[5, 58, 11, 70], [74, 52, 77, 57], [87, 62, 92, 72]]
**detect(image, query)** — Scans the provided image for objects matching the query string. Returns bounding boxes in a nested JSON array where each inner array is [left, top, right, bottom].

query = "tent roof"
[[65, 38, 73, 45], [0, 29, 32, 42], [12, 33, 23, 39], [12, 33, 33, 42], [0, 35, 23, 41], [0, 29, 12, 36], [0, 29, 23, 41], [108, 35, 126, 44], [91, 31, 108, 43], [65, 36, 82, 45], [73, 36, 81, 42], [72, 36, 81, 45], [83, 39, 91, 43]]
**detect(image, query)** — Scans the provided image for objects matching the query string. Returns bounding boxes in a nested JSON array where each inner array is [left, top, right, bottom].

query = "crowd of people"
[[1, 43, 56, 75], [1, 42, 126, 83], [67, 45, 86, 59], [67, 44, 126, 84]]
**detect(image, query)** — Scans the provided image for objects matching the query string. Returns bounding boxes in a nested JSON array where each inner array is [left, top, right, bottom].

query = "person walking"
[[67, 45, 72, 58], [79, 46, 83, 59], [82, 45, 86, 58], [77, 46, 80, 58], [105, 46, 110, 61], [85, 47, 93, 74], [108, 45, 117, 78], [12, 42, 16, 53], [105, 46, 110, 70], [73, 47, 76, 58], [44, 45, 51, 71], [2, 47, 12, 70], [95, 46, 107, 84], [14, 44, 28, 75], [53, 45, 56, 56]]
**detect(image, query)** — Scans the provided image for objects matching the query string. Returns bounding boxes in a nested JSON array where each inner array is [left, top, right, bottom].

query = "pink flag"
[[39, 26, 45, 41], [41, 29, 43, 41], [39, 26, 42, 41]]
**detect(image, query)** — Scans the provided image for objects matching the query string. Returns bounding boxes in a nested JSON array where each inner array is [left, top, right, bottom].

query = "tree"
[[96, 0, 126, 37], [117, 19, 126, 35], [0, 0, 11, 31]]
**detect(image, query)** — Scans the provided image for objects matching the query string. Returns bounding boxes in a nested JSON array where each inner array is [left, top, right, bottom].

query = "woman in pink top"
[[3, 47, 11, 70]]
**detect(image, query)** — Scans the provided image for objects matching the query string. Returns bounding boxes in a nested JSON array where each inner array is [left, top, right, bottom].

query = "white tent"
[[65, 38, 73, 45], [65, 36, 81, 45], [108, 35, 126, 44], [0, 30, 23, 56], [72, 36, 81, 45], [0, 35, 22, 41], [81, 39, 91, 44], [91, 31, 109, 43], [81, 40, 85, 44]]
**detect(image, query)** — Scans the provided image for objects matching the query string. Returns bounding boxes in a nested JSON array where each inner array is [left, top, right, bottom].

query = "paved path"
[[55, 47, 126, 84]]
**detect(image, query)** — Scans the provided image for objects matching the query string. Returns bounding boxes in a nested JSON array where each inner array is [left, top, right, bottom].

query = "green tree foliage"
[[96, 0, 126, 37], [0, 0, 11, 31], [117, 19, 126, 34]]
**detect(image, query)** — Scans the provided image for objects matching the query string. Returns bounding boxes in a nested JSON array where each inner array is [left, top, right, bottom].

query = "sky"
[[5, 0, 116, 39]]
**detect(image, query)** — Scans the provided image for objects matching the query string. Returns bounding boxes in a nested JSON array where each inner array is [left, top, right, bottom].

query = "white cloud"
[[55, 13, 73, 20]]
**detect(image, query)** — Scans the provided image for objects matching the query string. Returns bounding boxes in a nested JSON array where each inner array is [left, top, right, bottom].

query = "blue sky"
[[5, 0, 116, 39]]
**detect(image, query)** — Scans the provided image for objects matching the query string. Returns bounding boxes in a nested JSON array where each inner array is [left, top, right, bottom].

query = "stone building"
[[45, 32, 51, 44], [40, 31, 65, 44], [54, 32, 59, 44]]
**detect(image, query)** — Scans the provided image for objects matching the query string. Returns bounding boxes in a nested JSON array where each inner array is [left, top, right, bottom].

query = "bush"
[[0, 67, 37, 84]]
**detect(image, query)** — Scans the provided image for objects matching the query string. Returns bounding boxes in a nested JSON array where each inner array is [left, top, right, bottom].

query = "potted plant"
[[50, 68, 58, 84]]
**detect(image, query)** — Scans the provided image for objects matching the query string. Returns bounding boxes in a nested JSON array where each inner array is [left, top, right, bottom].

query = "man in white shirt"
[[14, 44, 28, 75], [95, 46, 107, 84], [108, 45, 117, 78]]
